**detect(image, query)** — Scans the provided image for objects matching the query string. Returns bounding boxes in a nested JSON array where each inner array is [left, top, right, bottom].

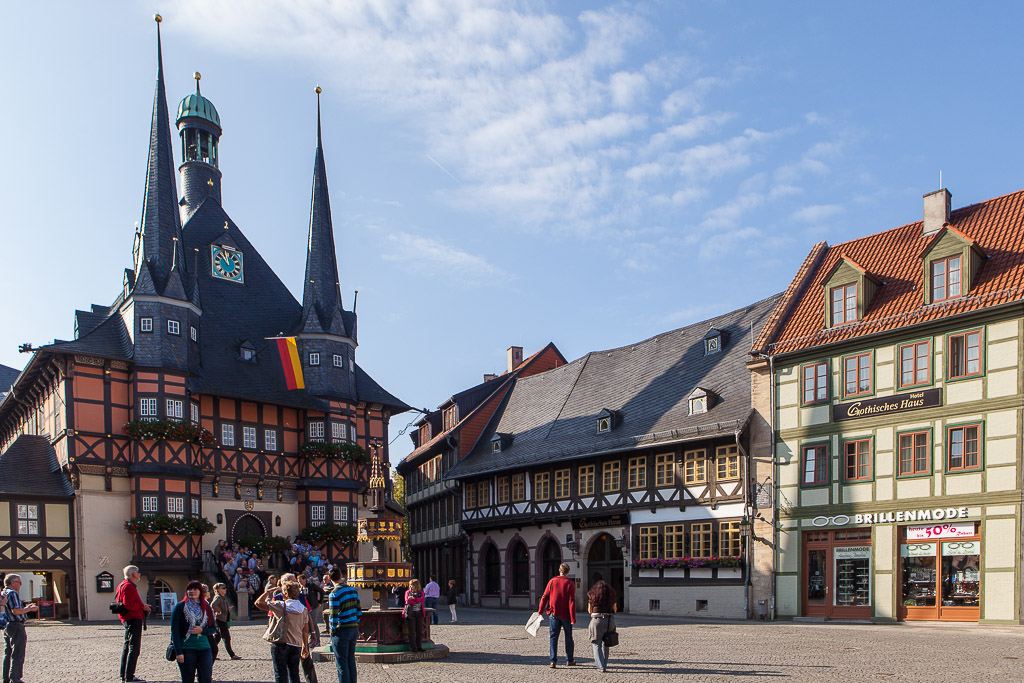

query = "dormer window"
[[240, 341, 256, 362], [930, 255, 962, 302], [596, 408, 621, 434], [920, 223, 984, 306], [597, 417, 611, 433], [704, 328, 724, 355], [491, 438, 501, 453], [688, 387, 713, 416], [830, 283, 857, 326], [491, 432, 512, 453]]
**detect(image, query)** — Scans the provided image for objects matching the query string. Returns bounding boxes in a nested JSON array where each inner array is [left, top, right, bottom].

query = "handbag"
[[165, 643, 177, 661], [263, 613, 287, 644], [602, 629, 619, 647], [109, 601, 126, 615]]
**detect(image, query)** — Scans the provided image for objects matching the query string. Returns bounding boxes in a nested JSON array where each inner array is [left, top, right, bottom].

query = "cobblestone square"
[[13, 608, 1024, 682]]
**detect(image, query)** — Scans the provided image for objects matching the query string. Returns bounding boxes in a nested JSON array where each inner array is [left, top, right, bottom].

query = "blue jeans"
[[592, 641, 609, 671], [332, 627, 358, 683], [425, 597, 438, 624], [548, 616, 574, 664], [177, 646, 213, 683]]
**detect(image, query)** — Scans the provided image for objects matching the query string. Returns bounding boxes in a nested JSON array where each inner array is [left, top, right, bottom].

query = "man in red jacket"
[[538, 563, 576, 668], [115, 564, 151, 682]]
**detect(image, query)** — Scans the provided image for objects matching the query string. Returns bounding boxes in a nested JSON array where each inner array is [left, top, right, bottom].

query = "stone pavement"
[[14, 607, 1024, 682]]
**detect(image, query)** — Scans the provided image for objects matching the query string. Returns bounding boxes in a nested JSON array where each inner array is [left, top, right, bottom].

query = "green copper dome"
[[176, 90, 221, 129]]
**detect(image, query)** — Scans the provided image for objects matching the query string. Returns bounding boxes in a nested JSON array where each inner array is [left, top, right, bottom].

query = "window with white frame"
[[349, 425, 357, 442], [142, 496, 158, 513], [190, 402, 200, 424], [265, 429, 277, 451], [16, 505, 39, 535], [309, 352, 320, 366], [191, 326, 198, 341], [311, 504, 326, 523], [221, 424, 235, 446], [140, 397, 158, 419], [166, 399, 183, 419], [333, 354, 343, 368], [243, 426, 257, 449], [140, 317, 153, 332], [331, 422, 343, 442], [333, 505, 348, 522], [168, 320, 180, 335], [191, 498, 200, 515], [309, 422, 325, 441], [167, 497, 184, 516]]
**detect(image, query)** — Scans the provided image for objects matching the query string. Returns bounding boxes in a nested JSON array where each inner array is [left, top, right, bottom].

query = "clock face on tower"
[[210, 245, 244, 283]]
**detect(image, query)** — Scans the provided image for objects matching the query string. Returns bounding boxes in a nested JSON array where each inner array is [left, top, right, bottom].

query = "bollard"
[[757, 599, 767, 621], [237, 586, 250, 621]]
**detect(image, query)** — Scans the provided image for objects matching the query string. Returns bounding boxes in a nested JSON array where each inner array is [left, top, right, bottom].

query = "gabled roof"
[[43, 314, 133, 361], [755, 188, 1024, 356], [0, 434, 74, 497], [0, 364, 19, 396], [447, 296, 781, 479]]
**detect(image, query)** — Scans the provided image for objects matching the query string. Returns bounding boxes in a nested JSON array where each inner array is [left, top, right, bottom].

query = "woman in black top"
[[586, 581, 618, 673], [446, 579, 458, 623]]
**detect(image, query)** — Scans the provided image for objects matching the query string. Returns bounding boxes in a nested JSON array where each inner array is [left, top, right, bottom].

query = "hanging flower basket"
[[238, 535, 291, 557], [631, 555, 742, 570], [298, 442, 370, 463], [299, 523, 358, 545], [124, 419, 215, 446], [124, 514, 217, 535]]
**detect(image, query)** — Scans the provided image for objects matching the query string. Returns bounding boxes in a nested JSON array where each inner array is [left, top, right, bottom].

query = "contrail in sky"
[[426, 154, 462, 185]]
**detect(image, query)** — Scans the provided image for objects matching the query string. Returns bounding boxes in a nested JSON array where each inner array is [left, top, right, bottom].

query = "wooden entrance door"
[[801, 529, 872, 619], [587, 533, 624, 612]]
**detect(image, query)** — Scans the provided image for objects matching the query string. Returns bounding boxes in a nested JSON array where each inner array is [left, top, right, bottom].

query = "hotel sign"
[[572, 513, 628, 530], [833, 388, 942, 422]]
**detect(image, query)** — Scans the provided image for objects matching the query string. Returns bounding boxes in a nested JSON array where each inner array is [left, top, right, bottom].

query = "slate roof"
[[44, 314, 133, 361], [0, 364, 19, 396], [755, 188, 1024, 356], [447, 295, 782, 479], [0, 434, 74, 497]]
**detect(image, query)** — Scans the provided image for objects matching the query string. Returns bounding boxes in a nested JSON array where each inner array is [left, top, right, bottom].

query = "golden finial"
[[315, 85, 322, 95], [194, 71, 201, 82], [154, 13, 162, 23], [207, 178, 214, 187]]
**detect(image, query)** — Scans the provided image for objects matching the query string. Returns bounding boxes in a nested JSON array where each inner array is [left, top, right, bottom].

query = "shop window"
[[901, 542, 937, 607], [690, 522, 712, 558], [843, 352, 872, 397], [842, 438, 872, 482], [801, 361, 829, 405], [628, 456, 646, 489], [899, 341, 931, 388], [16, 504, 39, 535], [478, 481, 490, 507], [603, 461, 620, 492], [898, 431, 930, 476], [510, 542, 530, 595], [554, 469, 570, 499], [720, 521, 742, 557], [465, 484, 477, 509], [835, 545, 871, 607], [265, 429, 277, 451], [947, 424, 982, 472], [638, 526, 659, 560], [664, 524, 685, 559], [931, 255, 962, 302], [533, 473, 550, 501], [941, 540, 980, 607], [948, 330, 982, 379], [682, 450, 704, 485], [801, 444, 829, 487], [578, 465, 595, 495], [511, 473, 525, 501], [716, 445, 739, 481], [830, 283, 858, 326], [496, 476, 510, 504]]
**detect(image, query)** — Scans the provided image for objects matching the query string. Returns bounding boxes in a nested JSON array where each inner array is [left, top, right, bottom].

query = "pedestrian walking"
[[446, 580, 458, 623], [299, 575, 324, 636], [201, 585, 219, 662], [115, 564, 151, 682], [326, 567, 361, 683], [210, 583, 242, 660], [255, 580, 310, 683], [403, 579, 426, 652], [538, 563, 576, 668], [2, 574, 37, 683], [169, 580, 217, 683], [586, 580, 618, 673], [423, 576, 440, 625]]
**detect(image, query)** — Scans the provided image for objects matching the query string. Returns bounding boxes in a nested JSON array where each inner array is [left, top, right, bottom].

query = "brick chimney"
[[507, 346, 523, 372], [923, 188, 951, 236], [483, 373, 498, 382]]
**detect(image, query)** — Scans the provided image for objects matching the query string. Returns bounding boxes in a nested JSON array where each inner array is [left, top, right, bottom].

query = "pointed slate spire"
[[300, 87, 348, 337], [137, 14, 186, 299]]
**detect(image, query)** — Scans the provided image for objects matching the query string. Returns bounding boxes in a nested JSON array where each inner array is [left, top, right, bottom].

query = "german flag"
[[273, 337, 305, 390]]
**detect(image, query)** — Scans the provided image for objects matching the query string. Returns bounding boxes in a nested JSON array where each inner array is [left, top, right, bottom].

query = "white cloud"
[[381, 232, 507, 283], [792, 203, 843, 223]]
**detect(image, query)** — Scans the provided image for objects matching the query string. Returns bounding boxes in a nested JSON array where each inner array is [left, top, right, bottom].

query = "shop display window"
[[834, 546, 871, 607], [941, 541, 980, 607], [901, 543, 937, 607]]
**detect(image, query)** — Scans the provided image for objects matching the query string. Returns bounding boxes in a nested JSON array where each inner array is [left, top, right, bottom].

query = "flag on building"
[[273, 337, 305, 390]]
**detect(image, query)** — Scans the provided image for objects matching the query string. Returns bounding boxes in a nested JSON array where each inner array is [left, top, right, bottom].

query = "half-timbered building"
[[446, 297, 780, 618], [395, 344, 565, 600], [753, 188, 1024, 624], [0, 19, 407, 619]]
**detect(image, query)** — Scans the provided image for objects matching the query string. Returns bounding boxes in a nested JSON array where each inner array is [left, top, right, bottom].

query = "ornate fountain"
[[344, 444, 449, 662]]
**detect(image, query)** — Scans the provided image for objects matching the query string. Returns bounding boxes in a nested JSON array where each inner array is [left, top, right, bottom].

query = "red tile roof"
[[755, 188, 1024, 355]]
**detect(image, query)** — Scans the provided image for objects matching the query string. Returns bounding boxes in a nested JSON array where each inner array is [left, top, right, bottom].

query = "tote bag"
[[263, 612, 287, 643], [525, 612, 544, 637]]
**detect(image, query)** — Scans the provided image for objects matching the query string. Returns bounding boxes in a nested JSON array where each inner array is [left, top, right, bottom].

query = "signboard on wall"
[[160, 592, 177, 619], [833, 388, 942, 422], [905, 522, 976, 540], [571, 514, 628, 530]]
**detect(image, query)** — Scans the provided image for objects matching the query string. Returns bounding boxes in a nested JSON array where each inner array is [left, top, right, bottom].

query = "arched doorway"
[[509, 541, 530, 595], [231, 513, 267, 545], [587, 533, 624, 611], [482, 544, 501, 596], [540, 538, 562, 590]]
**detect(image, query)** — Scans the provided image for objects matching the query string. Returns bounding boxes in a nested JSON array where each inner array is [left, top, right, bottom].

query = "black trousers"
[[216, 620, 236, 658], [406, 614, 423, 651], [119, 618, 143, 680]]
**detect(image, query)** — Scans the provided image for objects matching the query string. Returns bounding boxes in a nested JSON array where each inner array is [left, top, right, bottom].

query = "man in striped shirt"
[[326, 567, 361, 683]]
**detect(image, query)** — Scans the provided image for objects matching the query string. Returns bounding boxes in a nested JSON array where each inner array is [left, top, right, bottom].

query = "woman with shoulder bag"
[[170, 580, 218, 683], [255, 580, 310, 683], [586, 580, 618, 673], [210, 583, 242, 660], [403, 579, 426, 652]]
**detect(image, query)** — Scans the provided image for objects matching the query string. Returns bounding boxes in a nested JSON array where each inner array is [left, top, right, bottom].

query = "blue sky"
[[3, 2, 1024, 464]]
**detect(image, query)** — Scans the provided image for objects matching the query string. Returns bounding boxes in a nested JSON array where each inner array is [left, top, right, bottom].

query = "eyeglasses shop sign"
[[811, 506, 970, 527]]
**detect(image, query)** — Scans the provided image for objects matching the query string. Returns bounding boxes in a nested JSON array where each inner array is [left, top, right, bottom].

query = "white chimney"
[[507, 346, 523, 372], [923, 188, 951, 236]]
